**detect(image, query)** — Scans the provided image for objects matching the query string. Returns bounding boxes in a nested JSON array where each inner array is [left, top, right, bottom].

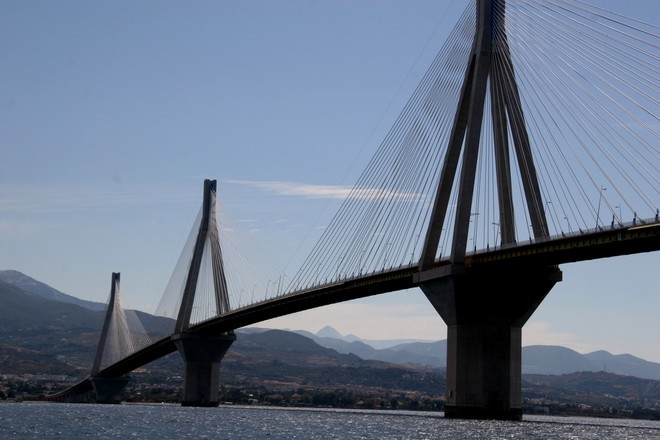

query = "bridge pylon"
[[90, 272, 130, 404], [417, 0, 561, 420], [171, 179, 236, 407]]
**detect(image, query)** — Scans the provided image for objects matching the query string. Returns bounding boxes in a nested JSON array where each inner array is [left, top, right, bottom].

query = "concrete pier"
[[173, 332, 236, 407], [90, 376, 130, 404], [419, 264, 561, 420]]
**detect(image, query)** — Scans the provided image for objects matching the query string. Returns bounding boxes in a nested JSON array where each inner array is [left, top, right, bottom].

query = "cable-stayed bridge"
[[48, 0, 658, 420]]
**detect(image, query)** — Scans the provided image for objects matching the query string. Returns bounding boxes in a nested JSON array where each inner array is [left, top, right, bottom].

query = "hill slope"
[[0, 278, 174, 375], [0, 279, 101, 331], [0, 270, 105, 311]]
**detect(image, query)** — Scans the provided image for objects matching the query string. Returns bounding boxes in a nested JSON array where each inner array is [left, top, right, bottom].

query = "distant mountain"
[[522, 345, 660, 381], [314, 337, 380, 360], [523, 345, 598, 375], [233, 329, 363, 367], [223, 329, 445, 395], [291, 326, 660, 381], [361, 338, 438, 350], [315, 325, 344, 339], [585, 350, 660, 381], [0, 270, 105, 312]]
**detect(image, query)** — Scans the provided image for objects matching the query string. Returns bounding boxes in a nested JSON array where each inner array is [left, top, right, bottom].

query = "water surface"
[[1, 402, 659, 439]]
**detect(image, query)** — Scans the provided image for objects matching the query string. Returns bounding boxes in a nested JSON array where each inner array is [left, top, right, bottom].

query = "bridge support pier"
[[90, 376, 130, 404], [419, 264, 561, 420], [173, 332, 236, 407]]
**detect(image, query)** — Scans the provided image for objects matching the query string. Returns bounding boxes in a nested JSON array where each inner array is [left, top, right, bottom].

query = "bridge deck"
[[49, 221, 659, 399]]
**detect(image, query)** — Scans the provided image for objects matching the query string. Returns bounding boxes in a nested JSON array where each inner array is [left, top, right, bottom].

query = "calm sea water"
[[1, 402, 659, 439]]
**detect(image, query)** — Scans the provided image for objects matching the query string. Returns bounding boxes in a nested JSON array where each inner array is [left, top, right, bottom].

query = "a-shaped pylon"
[[172, 179, 236, 407], [90, 272, 130, 403], [416, 0, 560, 420], [174, 179, 232, 332]]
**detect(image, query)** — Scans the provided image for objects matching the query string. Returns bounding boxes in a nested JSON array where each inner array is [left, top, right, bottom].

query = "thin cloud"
[[226, 179, 352, 199], [225, 179, 420, 201]]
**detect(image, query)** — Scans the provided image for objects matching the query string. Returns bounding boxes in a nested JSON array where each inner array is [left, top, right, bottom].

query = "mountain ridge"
[[0, 270, 105, 312], [241, 325, 660, 381], [287, 326, 660, 381]]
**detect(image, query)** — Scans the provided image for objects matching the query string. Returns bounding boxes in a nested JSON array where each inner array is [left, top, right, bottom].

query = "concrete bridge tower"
[[171, 179, 236, 407], [416, 0, 561, 420], [90, 272, 130, 404]]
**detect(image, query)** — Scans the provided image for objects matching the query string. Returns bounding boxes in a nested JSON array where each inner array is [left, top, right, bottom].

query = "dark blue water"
[[1, 402, 659, 439]]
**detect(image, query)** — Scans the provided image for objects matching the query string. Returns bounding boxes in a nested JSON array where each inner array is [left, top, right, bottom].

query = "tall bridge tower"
[[89, 272, 131, 404], [416, 0, 560, 420], [171, 179, 236, 407]]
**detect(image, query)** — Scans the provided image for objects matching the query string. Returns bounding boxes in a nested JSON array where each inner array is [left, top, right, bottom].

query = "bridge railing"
[[465, 216, 659, 256]]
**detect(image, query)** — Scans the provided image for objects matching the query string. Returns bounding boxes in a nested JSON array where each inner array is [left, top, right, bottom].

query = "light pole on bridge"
[[492, 222, 500, 248], [596, 186, 607, 229]]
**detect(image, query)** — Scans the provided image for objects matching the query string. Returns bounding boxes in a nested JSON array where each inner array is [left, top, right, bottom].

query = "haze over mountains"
[[1, 269, 660, 381]]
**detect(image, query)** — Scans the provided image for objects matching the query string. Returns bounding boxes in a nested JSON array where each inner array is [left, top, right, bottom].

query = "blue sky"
[[1, 0, 658, 363]]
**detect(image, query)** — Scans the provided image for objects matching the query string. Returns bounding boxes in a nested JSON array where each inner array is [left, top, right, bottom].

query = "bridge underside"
[[418, 263, 562, 420]]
